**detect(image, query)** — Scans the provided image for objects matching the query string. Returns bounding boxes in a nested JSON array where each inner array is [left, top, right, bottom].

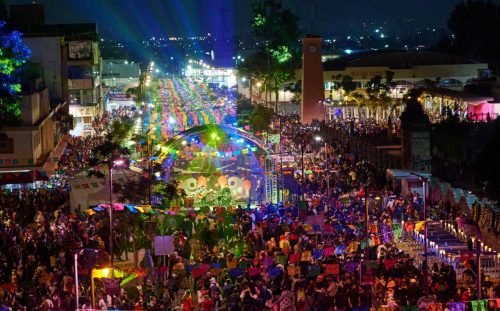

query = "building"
[[0, 78, 69, 187], [101, 59, 141, 88], [295, 50, 489, 121], [9, 3, 103, 137], [0, 4, 102, 187], [295, 50, 489, 101], [319, 50, 488, 94]]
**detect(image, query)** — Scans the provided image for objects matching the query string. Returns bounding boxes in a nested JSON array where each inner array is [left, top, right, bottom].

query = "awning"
[[0, 170, 49, 185], [42, 134, 71, 174]]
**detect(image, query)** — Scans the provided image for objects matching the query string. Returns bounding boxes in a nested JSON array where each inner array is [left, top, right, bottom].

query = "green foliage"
[[245, 0, 302, 108], [252, 13, 267, 28], [113, 175, 150, 203], [236, 96, 254, 127], [237, 96, 254, 113], [362, 71, 396, 108], [332, 74, 357, 95], [251, 0, 301, 50], [0, 21, 31, 126], [249, 104, 274, 132], [87, 119, 133, 178], [109, 118, 134, 144], [270, 46, 293, 64], [152, 180, 186, 208]]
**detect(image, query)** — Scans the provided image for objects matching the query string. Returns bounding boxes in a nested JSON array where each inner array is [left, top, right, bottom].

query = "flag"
[[415, 221, 426, 231]]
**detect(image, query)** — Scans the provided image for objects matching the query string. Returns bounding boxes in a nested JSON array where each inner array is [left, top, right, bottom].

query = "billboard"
[[68, 41, 92, 60]]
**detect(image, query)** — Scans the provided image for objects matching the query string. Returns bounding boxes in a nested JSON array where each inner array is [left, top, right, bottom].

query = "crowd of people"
[[138, 129, 496, 310], [0, 101, 499, 311], [326, 118, 401, 138]]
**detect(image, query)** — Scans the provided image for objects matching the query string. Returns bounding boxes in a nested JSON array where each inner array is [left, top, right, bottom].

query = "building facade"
[[9, 4, 103, 137], [0, 4, 102, 186], [0, 78, 68, 185]]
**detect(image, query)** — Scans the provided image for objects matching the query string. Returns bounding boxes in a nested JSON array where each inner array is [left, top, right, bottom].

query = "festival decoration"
[[146, 78, 236, 136]]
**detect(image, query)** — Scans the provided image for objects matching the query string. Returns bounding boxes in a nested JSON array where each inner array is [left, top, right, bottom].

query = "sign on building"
[[68, 41, 92, 60]]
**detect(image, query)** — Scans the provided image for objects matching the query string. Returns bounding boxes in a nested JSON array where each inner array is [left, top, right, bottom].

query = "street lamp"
[[410, 172, 430, 297], [315, 136, 330, 201], [233, 55, 242, 95], [109, 159, 126, 267], [74, 252, 80, 310], [295, 128, 312, 201], [74, 248, 99, 309]]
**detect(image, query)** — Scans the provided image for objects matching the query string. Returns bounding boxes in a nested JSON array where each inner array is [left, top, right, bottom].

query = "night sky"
[[6, 0, 464, 40]]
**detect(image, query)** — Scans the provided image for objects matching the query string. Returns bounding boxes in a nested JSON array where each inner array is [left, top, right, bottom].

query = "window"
[[68, 65, 92, 79]]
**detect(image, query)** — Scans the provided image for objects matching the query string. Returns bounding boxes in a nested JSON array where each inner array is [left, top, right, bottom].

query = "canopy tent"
[[69, 169, 142, 210]]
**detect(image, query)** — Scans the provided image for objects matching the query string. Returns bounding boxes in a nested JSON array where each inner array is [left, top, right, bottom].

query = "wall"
[[24, 37, 63, 99], [19, 88, 50, 126], [0, 131, 36, 167]]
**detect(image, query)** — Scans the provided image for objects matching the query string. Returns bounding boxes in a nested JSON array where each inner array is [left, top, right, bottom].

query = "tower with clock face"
[[301, 37, 325, 124]]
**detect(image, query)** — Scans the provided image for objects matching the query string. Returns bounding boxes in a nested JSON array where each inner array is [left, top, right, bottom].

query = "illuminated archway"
[[158, 125, 272, 157], [155, 125, 273, 206]]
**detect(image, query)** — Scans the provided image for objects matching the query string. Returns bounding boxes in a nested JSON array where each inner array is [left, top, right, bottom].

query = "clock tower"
[[301, 36, 324, 124]]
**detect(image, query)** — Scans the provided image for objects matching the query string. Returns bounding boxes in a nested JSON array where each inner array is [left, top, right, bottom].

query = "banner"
[[154, 236, 175, 255], [324, 264, 340, 275], [306, 215, 324, 229], [68, 41, 92, 60], [102, 278, 121, 296]]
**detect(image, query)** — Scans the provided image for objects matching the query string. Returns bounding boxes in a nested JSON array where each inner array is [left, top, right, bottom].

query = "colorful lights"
[[0, 21, 31, 124], [270, 46, 292, 64], [210, 132, 221, 141], [253, 14, 266, 28]]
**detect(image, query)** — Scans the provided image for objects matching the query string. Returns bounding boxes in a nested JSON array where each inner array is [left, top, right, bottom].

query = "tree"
[[361, 71, 396, 110], [87, 119, 133, 178], [246, 0, 302, 110], [474, 118, 500, 200], [0, 21, 31, 126], [153, 180, 186, 208], [249, 103, 274, 132], [332, 74, 357, 96], [400, 90, 431, 130], [445, 0, 500, 62]]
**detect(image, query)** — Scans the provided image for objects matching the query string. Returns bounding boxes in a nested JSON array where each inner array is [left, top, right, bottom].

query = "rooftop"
[[323, 50, 480, 71]]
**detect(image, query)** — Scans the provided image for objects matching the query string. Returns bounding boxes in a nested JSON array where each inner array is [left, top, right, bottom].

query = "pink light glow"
[[113, 159, 126, 167]]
